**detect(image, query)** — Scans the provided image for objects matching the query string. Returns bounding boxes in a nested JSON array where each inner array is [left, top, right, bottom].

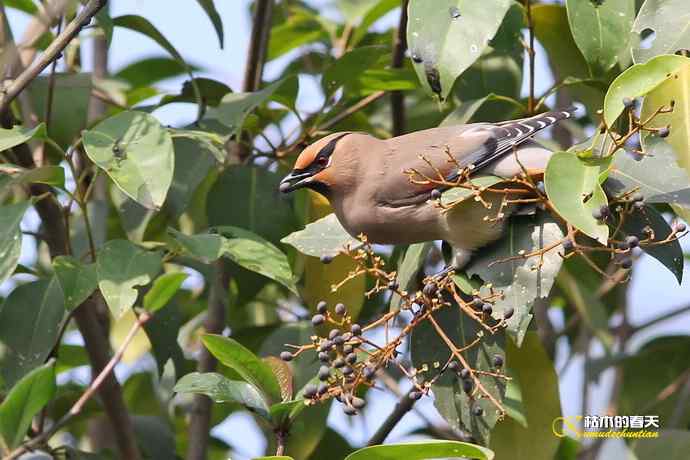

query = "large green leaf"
[[97, 239, 162, 318], [207, 165, 295, 244], [407, 0, 511, 100], [412, 306, 506, 445], [608, 136, 690, 206], [113, 15, 185, 63], [195, 0, 224, 48], [83, 111, 174, 210], [202, 334, 283, 405], [640, 58, 690, 173], [143, 299, 188, 378], [268, 7, 329, 61], [165, 137, 217, 219], [545, 151, 609, 244], [115, 57, 196, 88], [322, 45, 390, 96], [0, 124, 46, 152], [174, 372, 269, 417], [0, 279, 65, 389], [345, 441, 494, 460], [603, 54, 688, 125], [466, 213, 565, 345], [0, 361, 56, 450], [490, 333, 562, 460], [52, 256, 98, 312], [631, 0, 690, 63], [0, 201, 30, 286], [215, 227, 298, 295], [143, 272, 188, 313], [281, 213, 360, 258], [565, 0, 635, 75]]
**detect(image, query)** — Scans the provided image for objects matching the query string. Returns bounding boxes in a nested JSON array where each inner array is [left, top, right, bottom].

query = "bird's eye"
[[316, 156, 329, 167]]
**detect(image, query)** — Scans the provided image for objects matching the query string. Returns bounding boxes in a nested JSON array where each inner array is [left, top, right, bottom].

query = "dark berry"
[[459, 368, 470, 380], [328, 329, 341, 340], [409, 391, 422, 401], [280, 351, 293, 362], [312, 314, 325, 326], [320, 255, 334, 264], [335, 303, 346, 316], [462, 378, 474, 393], [504, 307, 515, 320], [423, 282, 438, 297], [493, 355, 504, 368], [333, 357, 345, 368], [622, 97, 635, 109], [346, 353, 357, 365], [617, 241, 630, 251], [448, 361, 459, 372], [592, 207, 605, 220], [352, 397, 366, 409], [431, 189, 442, 200], [631, 192, 644, 202], [350, 324, 362, 336], [472, 298, 484, 308], [562, 238, 574, 251], [658, 126, 670, 138], [318, 365, 331, 381], [625, 235, 639, 248], [363, 366, 376, 380], [633, 201, 645, 210], [318, 341, 333, 352], [304, 384, 318, 398], [675, 222, 687, 232], [472, 405, 484, 416], [343, 405, 357, 416], [621, 258, 633, 269], [318, 383, 329, 395], [318, 351, 330, 362], [482, 303, 493, 315], [342, 366, 354, 376], [316, 301, 328, 314], [333, 335, 346, 346]]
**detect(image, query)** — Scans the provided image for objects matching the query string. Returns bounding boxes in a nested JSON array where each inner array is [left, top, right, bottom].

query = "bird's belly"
[[440, 193, 513, 251]]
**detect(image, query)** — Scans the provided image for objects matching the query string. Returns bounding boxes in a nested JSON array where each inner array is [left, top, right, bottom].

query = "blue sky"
[[5, 1, 690, 458]]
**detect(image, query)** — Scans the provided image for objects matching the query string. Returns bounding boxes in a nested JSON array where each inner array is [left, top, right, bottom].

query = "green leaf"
[[164, 137, 217, 218], [53, 256, 98, 312], [322, 45, 390, 96], [202, 334, 283, 404], [4, 0, 38, 14], [632, 0, 690, 63], [0, 279, 65, 389], [467, 213, 565, 345], [97, 239, 162, 318], [268, 7, 329, 61], [565, 0, 635, 75], [608, 136, 690, 206], [634, 429, 690, 459], [174, 372, 269, 417], [490, 333, 562, 460], [0, 361, 56, 450], [215, 226, 298, 295], [350, 0, 399, 46], [28, 74, 91, 151], [254, 457, 294, 460], [159, 77, 232, 107], [407, 0, 512, 100], [545, 152, 609, 244], [83, 111, 174, 210], [204, 79, 287, 138], [143, 272, 188, 313], [0, 201, 30, 286], [345, 441, 494, 460], [143, 300, 188, 378], [441, 175, 504, 206], [195, 0, 224, 48], [281, 213, 360, 258], [603, 54, 688, 125], [621, 204, 683, 284], [96, 8, 114, 46], [115, 57, 197, 88], [113, 15, 185, 63], [640, 57, 690, 173], [389, 242, 432, 311], [0, 123, 46, 152], [168, 228, 224, 261], [411, 306, 505, 445], [110, 186, 154, 243]]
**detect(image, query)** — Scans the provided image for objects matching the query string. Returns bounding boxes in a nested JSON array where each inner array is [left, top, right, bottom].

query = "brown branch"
[[525, 0, 535, 114], [366, 390, 417, 446], [390, 0, 408, 136], [243, 0, 274, 92], [0, 0, 107, 114], [186, 261, 228, 460], [6, 311, 151, 460]]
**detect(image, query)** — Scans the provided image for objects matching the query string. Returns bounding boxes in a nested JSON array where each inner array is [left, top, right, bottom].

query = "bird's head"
[[279, 132, 352, 196]]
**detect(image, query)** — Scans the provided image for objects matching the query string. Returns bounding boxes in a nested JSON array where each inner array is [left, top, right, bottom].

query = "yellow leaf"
[[110, 309, 151, 364]]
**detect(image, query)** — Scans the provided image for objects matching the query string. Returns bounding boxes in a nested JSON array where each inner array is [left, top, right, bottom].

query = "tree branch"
[[366, 391, 417, 446], [390, 0, 408, 136], [525, 0, 535, 114], [243, 0, 274, 93], [186, 262, 229, 460], [0, 0, 107, 114]]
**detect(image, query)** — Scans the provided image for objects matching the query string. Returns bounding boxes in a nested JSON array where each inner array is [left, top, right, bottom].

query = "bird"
[[279, 108, 575, 269]]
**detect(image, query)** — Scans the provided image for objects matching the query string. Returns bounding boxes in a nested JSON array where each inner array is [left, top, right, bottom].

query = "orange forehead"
[[293, 133, 346, 170]]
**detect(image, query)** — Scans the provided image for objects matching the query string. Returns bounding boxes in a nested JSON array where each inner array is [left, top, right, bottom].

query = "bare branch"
[[390, 0, 408, 136]]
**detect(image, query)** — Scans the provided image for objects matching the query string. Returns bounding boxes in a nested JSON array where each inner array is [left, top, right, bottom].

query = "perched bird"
[[279, 109, 574, 269]]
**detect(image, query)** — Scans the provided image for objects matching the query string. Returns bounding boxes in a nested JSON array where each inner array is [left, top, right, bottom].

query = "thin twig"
[[525, 0, 535, 114], [366, 391, 417, 446], [0, 0, 107, 114], [390, 0, 408, 136]]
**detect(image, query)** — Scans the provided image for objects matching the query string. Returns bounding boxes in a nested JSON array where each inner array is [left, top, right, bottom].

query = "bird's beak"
[[279, 170, 313, 193]]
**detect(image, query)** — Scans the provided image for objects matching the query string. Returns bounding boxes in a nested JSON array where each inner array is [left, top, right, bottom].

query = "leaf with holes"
[[83, 111, 174, 210], [632, 0, 690, 63]]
